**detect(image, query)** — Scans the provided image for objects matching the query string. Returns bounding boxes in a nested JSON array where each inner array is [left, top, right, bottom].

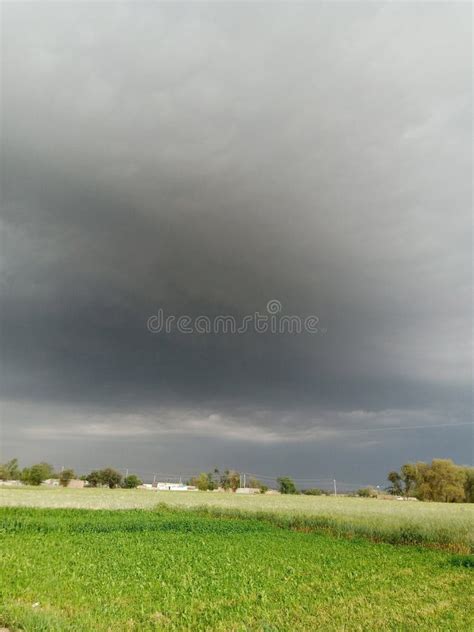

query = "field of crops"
[[1, 487, 473, 552], [1, 505, 473, 631]]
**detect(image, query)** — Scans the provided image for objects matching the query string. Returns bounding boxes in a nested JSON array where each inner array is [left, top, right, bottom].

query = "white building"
[[138, 482, 196, 491], [154, 482, 191, 491]]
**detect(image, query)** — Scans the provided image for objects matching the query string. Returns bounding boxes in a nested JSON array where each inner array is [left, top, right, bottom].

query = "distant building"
[[155, 482, 191, 491], [138, 482, 195, 491], [236, 487, 261, 494], [67, 479, 85, 489], [42, 479, 60, 487]]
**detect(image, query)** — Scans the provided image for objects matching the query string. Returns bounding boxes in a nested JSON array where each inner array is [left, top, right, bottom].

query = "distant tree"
[[463, 468, 474, 503], [206, 472, 217, 491], [302, 488, 323, 496], [21, 462, 55, 486], [417, 459, 466, 503], [388, 460, 470, 503], [0, 458, 20, 480], [86, 470, 102, 487], [59, 469, 76, 487], [207, 468, 220, 490], [357, 487, 377, 498], [99, 468, 123, 489], [387, 471, 403, 495], [400, 463, 420, 497], [190, 472, 210, 491], [229, 471, 240, 492], [220, 469, 240, 492], [219, 469, 230, 490], [277, 477, 297, 495], [259, 485, 268, 494], [122, 474, 142, 489]]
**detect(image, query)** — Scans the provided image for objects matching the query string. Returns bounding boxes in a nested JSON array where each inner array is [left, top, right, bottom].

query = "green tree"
[[122, 474, 142, 488], [21, 462, 55, 486], [190, 472, 210, 491], [59, 469, 76, 487], [220, 469, 240, 492], [400, 463, 420, 497], [0, 458, 20, 480], [206, 472, 217, 491], [463, 468, 474, 503], [277, 477, 297, 494], [99, 468, 123, 489], [387, 471, 403, 495], [417, 459, 466, 502], [86, 470, 102, 487]]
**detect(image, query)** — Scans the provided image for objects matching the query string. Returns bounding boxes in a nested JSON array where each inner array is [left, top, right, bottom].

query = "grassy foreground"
[[1, 487, 473, 552], [1, 506, 473, 632]]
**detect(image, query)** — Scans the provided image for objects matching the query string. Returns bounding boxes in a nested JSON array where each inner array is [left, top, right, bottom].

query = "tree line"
[[2, 457, 472, 501], [188, 469, 268, 492], [0, 461, 308, 494], [0, 459, 141, 489], [386, 459, 474, 502]]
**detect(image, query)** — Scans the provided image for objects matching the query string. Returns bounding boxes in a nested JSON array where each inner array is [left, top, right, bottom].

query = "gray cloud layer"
[[1, 2, 472, 483]]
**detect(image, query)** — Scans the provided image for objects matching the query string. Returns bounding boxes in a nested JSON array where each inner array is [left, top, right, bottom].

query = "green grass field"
[[1, 505, 473, 631], [1, 487, 473, 552], [1, 488, 473, 631]]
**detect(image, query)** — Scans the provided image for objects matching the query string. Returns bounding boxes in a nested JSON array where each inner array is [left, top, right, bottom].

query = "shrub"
[[357, 487, 377, 498], [122, 474, 142, 488]]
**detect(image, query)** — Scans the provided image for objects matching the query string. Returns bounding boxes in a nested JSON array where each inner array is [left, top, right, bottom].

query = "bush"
[[303, 488, 323, 496], [122, 474, 142, 488], [357, 487, 377, 498]]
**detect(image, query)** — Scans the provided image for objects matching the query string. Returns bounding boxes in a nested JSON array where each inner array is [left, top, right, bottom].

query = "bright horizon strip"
[[340, 421, 473, 433]]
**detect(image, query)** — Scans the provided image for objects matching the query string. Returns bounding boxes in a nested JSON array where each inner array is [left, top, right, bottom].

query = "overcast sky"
[[1, 2, 472, 487]]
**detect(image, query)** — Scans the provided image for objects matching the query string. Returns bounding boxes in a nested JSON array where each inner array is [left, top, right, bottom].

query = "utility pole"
[[125, 468, 129, 478], [333, 479, 337, 497], [153, 473, 156, 484], [243, 473, 246, 488]]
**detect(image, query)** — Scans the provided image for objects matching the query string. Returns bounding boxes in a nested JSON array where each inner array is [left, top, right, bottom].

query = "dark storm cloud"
[[1, 2, 472, 479]]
